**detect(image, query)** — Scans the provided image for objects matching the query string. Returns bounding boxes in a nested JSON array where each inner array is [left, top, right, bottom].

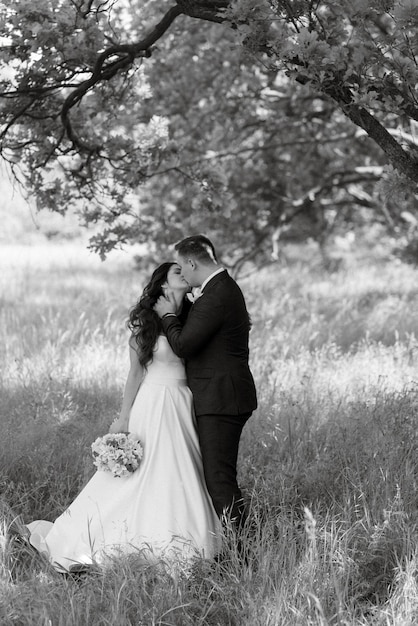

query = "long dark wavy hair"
[[128, 262, 191, 368]]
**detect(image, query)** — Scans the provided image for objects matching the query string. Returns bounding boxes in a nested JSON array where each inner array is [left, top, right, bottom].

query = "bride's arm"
[[109, 340, 143, 433]]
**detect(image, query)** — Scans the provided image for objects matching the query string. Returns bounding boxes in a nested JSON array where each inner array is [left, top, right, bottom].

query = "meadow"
[[1, 241, 418, 625]]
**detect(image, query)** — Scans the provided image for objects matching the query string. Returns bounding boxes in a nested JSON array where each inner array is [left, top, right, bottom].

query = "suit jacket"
[[161, 270, 257, 417]]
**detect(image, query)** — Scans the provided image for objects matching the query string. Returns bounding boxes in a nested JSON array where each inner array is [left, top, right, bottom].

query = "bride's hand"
[[109, 417, 129, 434]]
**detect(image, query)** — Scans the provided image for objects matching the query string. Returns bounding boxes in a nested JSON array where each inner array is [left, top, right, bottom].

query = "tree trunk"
[[322, 82, 418, 185]]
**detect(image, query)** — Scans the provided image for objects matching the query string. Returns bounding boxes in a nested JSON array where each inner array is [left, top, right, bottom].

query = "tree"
[[1, 1, 417, 261], [136, 21, 387, 270]]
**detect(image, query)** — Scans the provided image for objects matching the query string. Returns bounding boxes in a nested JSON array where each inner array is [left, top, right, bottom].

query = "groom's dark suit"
[[161, 269, 257, 523]]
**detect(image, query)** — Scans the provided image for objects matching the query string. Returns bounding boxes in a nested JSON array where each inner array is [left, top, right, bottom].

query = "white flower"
[[186, 288, 203, 304]]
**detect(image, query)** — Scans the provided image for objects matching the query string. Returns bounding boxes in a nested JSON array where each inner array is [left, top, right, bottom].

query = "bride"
[[26, 262, 221, 573]]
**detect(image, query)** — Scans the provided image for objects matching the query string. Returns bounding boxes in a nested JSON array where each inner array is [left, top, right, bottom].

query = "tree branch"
[[149, 133, 357, 178], [293, 71, 418, 184], [323, 81, 418, 184], [177, 0, 230, 23], [61, 4, 185, 150]]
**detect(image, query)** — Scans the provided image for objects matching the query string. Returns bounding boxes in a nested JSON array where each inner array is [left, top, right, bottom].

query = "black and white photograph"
[[1, 1, 418, 624]]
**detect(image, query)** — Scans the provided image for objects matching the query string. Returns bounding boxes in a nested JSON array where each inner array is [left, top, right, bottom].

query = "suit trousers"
[[196, 412, 252, 527]]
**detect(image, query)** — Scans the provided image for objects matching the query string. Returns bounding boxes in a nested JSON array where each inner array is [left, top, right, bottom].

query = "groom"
[[154, 235, 257, 528]]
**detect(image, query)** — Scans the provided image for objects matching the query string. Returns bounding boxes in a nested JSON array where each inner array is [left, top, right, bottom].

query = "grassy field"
[[1, 242, 418, 625]]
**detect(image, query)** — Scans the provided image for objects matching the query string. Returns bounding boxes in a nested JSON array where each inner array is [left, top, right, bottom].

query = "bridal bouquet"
[[91, 432, 144, 478]]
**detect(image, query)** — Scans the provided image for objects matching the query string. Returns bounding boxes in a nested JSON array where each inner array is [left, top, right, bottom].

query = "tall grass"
[[1, 242, 418, 624]]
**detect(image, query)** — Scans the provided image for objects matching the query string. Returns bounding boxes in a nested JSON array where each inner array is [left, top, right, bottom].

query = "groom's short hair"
[[174, 235, 218, 264]]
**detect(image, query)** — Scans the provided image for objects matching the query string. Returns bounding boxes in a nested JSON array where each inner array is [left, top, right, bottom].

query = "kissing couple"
[[26, 235, 257, 572]]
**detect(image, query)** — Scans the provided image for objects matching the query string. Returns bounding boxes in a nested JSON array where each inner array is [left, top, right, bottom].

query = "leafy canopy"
[[1, 0, 417, 261]]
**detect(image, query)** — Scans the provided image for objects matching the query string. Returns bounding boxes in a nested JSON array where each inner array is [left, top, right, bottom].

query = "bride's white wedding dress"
[[26, 336, 221, 572]]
